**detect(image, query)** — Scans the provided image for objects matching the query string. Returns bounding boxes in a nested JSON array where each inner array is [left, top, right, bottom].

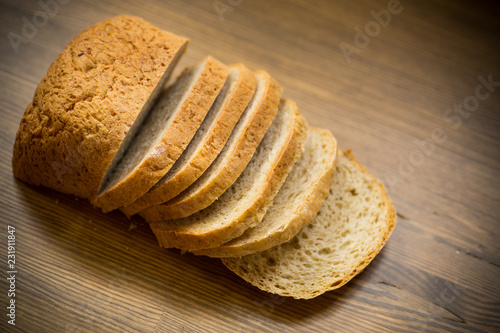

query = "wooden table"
[[1, 0, 499, 332]]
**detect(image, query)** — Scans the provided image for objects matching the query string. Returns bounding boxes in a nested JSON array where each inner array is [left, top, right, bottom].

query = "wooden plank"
[[0, 0, 499, 332]]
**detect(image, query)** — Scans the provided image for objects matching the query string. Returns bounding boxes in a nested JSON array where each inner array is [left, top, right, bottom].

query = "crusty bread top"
[[222, 149, 396, 299], [196, 127, 337, 257], [12, 15, 188, 200], [93, 56, 228, 212], [139, 71, 282, 220], [147, 99, 307, 251], [121, 64, 256, 217]]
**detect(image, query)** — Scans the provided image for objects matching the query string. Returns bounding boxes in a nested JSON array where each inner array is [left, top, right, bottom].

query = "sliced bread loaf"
[[139, 71, 282, 220], [121, 64, 256, 216], [222, 149, 396, 299], [146, 99, 307, 251], [195, 127, 337, 258], [93, 56, 228, 212], [12, 15, 188, 201]]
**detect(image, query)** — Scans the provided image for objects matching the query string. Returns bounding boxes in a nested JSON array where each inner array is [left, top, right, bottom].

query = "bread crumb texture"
[[196, 127, 337, 258], [12, 15, 188, 200], [149, 99, 306, 251], [222, 150, 396, 299], [120, 64, 253, 216], [140, 71, 281, 220], [93, 56, 227, 212]]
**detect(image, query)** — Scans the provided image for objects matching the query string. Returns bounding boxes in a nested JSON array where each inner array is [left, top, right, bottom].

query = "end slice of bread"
[[93, 56, 228, 212], [139, 71, 282, 220], [196, 127, 337, 258], [146, 99, 308, 251], [12, 15, 188, 201], [121, 64, 257, 216], [222, 149, 396, 299]]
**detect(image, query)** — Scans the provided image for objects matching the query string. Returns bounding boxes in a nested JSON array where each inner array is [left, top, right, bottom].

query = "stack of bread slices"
[[12, 15, 396, 299]]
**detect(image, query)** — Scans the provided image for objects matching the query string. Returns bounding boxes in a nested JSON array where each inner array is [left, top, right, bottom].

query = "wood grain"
[[1, 0, 499, 332]]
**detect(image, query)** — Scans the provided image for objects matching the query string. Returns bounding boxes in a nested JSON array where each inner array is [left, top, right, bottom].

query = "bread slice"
[[121, 64, 257, 217], [12, 15, 188, 201], [196, 127, 337, 258], [222, 149, 396, 299], [93, 56, 228, 212], [146, 99, 308, 251], [139, 71, 282, 220]]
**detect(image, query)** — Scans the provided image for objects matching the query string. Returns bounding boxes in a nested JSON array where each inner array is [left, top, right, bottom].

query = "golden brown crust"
[[121, 64, 257, 216], [196, 128, 337, 257], [149, 100, 308, 251], [139, 71, 282, 221], [12, 15, 189, 200], [93, 56, 228, 212]]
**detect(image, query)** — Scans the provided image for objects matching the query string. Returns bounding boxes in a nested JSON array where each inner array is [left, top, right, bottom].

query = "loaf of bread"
[[12, 15, 188, 201], [12, 15, 396, 300]]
